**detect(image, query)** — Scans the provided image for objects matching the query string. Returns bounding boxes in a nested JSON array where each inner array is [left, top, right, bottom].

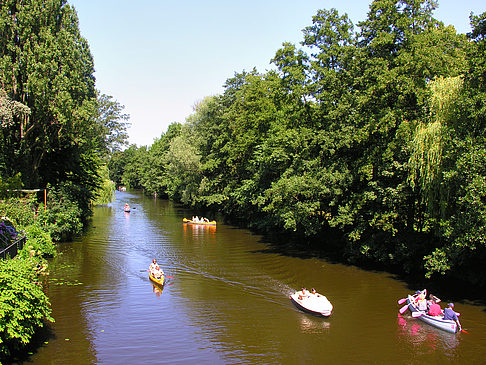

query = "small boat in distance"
[[290, 289, 333, 317], [124, 203, 130, 213], [183, 217, 216, 226]]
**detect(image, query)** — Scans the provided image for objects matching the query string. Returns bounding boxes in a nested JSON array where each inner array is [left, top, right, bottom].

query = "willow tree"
[[408, 76, 463, 215]]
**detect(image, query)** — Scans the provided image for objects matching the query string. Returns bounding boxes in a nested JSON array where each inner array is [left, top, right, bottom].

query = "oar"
[[398, 298, 407, 305], [141, 270, 174, 279], [399, 303, 409, 314], [412, 311, 424, 318], [461, 328, 469, 334]]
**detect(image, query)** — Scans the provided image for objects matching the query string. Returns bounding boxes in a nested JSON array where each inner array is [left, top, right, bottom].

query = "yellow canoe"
[[149, 271, 165, 286], [183, 218, 216, 226]]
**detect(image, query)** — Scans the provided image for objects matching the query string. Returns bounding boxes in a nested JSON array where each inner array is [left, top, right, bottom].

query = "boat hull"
[[407, 295, 457, 333], [290, 292, 333, 317], [149, 272, 165, 287], [182, 218, 216, 226]]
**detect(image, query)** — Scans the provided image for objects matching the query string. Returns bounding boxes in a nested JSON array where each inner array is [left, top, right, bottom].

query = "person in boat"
[[443, 303, 462, 330], [311, 288, 321, 297], [427, 298, 443, 316], [298, 287, 309, 300], [426, 293, 441, 311], [415, 291, 427, 311], [203, 217, 209, 223], [124, 203, 130, 210], [149, 259, 164, 279]]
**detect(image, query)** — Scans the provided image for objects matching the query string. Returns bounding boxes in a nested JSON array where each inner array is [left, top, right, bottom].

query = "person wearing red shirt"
[[428, 299, 442, 316]]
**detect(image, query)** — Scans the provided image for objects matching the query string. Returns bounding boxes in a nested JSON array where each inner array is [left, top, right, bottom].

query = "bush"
[[36, 183, 85, 242], [0, 258, 54, 361], [18, 224, 56, 259], [0, 198, 37, 229]]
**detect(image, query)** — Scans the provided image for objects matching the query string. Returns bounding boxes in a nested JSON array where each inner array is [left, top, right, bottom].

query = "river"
[[28, 190, 486, 364]]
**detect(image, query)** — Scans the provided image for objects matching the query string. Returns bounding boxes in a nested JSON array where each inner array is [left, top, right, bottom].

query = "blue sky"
[[69, 0, 485, 147]]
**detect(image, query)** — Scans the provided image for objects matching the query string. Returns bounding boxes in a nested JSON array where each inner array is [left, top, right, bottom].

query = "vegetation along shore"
[[1, 0, 486, 360]]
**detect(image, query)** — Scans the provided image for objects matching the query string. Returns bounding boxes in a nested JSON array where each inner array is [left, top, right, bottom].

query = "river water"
[[28, 190, 486, 364]]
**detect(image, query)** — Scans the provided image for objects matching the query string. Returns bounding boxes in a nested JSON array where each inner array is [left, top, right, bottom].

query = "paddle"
[[399, 303, 409, 314], [461, 328, 469, 334], [141, 270, 174, 279], [398, 298, 407, 305], [412, 311, 424, 318], [398, 291, 422, 305]]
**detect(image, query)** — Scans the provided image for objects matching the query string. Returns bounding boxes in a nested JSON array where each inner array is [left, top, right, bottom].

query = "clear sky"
[[68, 0, 485, 147]]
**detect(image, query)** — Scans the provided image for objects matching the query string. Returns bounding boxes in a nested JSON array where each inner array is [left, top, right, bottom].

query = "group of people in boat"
[[191, 216, 210, 223], [414, 290, 462, 330], [297, 287, 321, 300], [124, 203, 130, 212], [149, 259, 164, 280]]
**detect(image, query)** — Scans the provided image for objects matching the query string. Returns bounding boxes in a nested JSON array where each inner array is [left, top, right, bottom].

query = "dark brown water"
[[28, 190, 486, 364]]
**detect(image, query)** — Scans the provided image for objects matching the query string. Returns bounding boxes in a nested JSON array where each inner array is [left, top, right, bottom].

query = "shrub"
[[36, 183, 85, 242], [0, 198, 37, 229], [0, 258, 54, 361], [18, 224, 56, 259]]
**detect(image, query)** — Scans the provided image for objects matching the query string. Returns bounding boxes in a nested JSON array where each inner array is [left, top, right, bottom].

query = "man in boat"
[[149, 259, 164, 279], [443, 303, 462, 330]]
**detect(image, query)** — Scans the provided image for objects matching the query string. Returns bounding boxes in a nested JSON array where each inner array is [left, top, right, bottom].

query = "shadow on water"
[[2, 323, 55, 365], [246, 227, 486, 308]]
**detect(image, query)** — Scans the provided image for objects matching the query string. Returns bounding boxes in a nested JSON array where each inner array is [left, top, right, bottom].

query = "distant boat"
[[182, 218, 216, 226], [124, 204, 130, 213]]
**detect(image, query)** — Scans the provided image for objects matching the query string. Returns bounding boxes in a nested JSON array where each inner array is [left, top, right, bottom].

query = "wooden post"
[[44, 189, 47, 210]]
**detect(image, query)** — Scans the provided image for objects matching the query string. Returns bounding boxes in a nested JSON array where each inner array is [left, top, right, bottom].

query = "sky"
[[69, 0, 485, 147]]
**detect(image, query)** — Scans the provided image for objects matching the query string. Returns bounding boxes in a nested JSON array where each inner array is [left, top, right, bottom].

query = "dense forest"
[[1, 0, 129, 222], [109, 1, 486, 289]]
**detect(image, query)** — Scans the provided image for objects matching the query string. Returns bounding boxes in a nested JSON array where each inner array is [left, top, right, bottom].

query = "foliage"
[[0, 258, 53, 361], [0, 0, 128, 201], [19, 224, 56, 259], [36, 182, 84, 242], [91, 165, 115, 206], [108, 1, 486, 288], [96, 94, 130, 156]]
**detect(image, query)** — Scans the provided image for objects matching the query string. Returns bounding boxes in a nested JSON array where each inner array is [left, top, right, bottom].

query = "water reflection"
[[397, 313, 459, 357], [182, 223, 217, 244], [152, 284, 164, 297], [298, 314, 331, 334]]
